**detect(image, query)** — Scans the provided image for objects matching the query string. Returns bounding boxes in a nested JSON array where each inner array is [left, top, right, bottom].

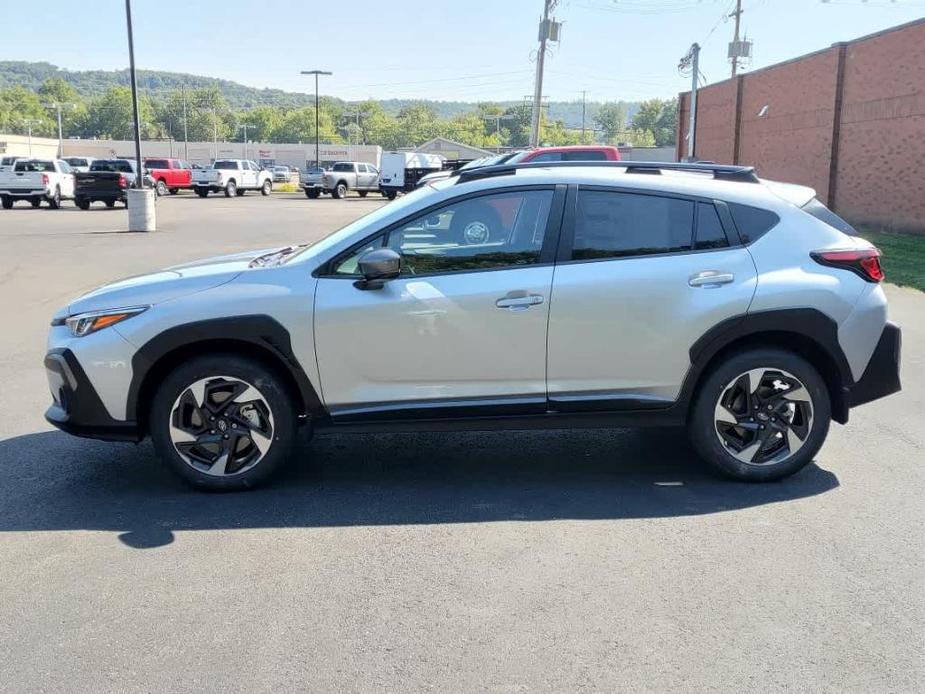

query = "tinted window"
[[332, 162, 354, 172], [572, 190, 693, 260], [65, 158, 87, 167], [529, 151, 563, 163], [213, 160, 238, 170], [728, 202, 779, 244], [145, 159, 170, 169], [563, 150, 606, 161], [91, 160, 134, 173], [695, 202, 729, 249], [14, 160, 55, 172], [333, 190, 554, 276], [801, 198, 856, 235]]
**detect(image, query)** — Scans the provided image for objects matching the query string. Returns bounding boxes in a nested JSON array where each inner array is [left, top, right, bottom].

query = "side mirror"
[[355, 248, 401, 290]]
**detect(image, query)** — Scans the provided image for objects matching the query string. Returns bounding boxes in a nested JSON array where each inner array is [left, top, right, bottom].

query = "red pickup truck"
[[514, 144, 621, 163], [144, 158, 193, 196]]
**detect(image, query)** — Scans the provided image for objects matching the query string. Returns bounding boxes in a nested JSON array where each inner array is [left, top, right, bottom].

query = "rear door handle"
[[496, 294, 544, 310], [689, 271, 734, 287]]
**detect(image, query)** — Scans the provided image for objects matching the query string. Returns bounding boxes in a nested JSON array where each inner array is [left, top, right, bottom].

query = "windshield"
[[213, 160, 238, 170]]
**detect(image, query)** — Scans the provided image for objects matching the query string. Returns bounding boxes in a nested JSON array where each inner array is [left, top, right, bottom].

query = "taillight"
[[118, 174, 127, 188], [41, 173, 49, 185], [812, 248, 884, 282]]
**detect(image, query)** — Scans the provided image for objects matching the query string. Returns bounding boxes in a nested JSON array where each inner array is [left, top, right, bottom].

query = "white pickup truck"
[[191, 159, 273, 198], [0, 158, 76, 209]]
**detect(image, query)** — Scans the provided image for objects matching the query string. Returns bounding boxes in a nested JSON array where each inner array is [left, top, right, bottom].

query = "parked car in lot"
[[271, 165, 292, 183], [379, 151, 444, 198], [303, 161, 380, 199], [0, 155, 20, 172], [416, 151, 524, 188], [191, 159, 273, 197], [63, 156, 96, 173], [74, 159, 142, 209], [144, 157, 193, 196], [44, 160, 901, 491], [0, 158, 75, 209], [300, 166, 327, 197], [511, 144, 622, 163]]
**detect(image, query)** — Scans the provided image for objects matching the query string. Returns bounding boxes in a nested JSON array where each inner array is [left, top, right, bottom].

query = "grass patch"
[[858, 230, 925, 292]]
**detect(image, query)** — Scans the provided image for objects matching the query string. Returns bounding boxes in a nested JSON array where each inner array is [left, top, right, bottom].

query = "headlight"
[[64, 306, 148, 337]]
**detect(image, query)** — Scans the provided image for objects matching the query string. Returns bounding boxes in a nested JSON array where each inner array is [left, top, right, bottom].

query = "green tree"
[[630, 98, 677, 147], [270, 106, 340, 143], [594, 102, 627, 144], [0, 86, 55, 136], [80, 86, 156, 140], [360, 101, 400, 149], [502, 103, 533, 148], [395, 103, 441, 147], [624, 127, 656, 147]]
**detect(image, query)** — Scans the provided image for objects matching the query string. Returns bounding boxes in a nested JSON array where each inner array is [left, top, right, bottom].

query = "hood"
[[67, 246, 284, 316]]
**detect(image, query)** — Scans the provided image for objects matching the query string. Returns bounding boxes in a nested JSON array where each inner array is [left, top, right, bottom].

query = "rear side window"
[[695, 202, 728, 249], [332, 162, 354, 172], [571, 190, 694, 261], [145, 159, 170, 169], [529, 151, 563, 163], [728, 203, 779, 244], [801, 198, 856, 235], [91, 160, 133, 173], [213, 160, 238, 170], [563, 150, 606, 161]]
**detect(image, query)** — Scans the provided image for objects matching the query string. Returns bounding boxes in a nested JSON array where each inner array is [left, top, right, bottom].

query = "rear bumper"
[[846, 322, 901, 409], [0, 188, 47, 197], [44, 350, 141, 442]]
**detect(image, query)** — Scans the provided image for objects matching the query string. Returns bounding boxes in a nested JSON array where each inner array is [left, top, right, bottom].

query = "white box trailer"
[[379, 151, 444, 199]]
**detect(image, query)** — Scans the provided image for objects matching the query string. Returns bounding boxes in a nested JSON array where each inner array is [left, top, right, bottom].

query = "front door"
[[314, 187, 561, 419], [547, 187, 758, 408]]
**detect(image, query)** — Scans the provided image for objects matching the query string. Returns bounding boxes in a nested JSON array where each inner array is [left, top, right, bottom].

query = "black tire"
[[46, 187, 61, 209], [155, 179, 168, 197], [261, 179, 272, 196], [358, 190, 368, 198], [305, 188, 320, 199], [76, 197, 91, 210], [105, 199, 116, 208], [331, 182, 347, 199], [2, 196, 14, 209], [236, 188, 246, 196], [149, 354, 298, 491], [30, 197, 42, 208], [196, 188, 209, 198], [386, 191, 397, 200], [168, 188, 179, 195], [450, 203, 502, 245], [224, 180, 237, 198], [688, 348, 831, 482]]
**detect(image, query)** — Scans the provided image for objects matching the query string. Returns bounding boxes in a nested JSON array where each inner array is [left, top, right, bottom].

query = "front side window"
[[571, 190, 694, 261], [529, 151, 563, 163], [332, 189, 554, 276]]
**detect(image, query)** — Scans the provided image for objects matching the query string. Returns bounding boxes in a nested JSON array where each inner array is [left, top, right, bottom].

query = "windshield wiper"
[[249, 246, 301, 267]]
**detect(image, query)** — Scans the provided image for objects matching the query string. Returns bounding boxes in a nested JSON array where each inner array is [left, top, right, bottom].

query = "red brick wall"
[[678, 18, 925, 234], [835, 20, 925, 232]]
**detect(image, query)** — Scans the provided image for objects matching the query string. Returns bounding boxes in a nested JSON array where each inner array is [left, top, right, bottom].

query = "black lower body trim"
[[847, 323, 901, 408]]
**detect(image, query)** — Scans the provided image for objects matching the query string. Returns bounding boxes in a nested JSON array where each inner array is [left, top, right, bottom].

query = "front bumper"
[[846, 322, 901, 409], [44, 349, 140, 441]]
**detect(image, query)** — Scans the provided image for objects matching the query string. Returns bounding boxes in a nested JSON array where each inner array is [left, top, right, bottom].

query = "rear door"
[[546, 186, 757, 409]]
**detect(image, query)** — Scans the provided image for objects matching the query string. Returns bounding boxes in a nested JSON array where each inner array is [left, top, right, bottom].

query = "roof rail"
[[454, 160, 760, 184]]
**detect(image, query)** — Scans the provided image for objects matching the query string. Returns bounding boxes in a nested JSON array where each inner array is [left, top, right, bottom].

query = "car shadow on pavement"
[[0, 427, 839, 549]]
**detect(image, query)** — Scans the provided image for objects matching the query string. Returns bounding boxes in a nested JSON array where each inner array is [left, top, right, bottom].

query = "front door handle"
[[689, 271, 734, 288], [496, 293, 544, 310]]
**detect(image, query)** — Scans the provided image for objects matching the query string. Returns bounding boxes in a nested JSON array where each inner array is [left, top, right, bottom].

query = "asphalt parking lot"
[[0, 192, 922, 692]]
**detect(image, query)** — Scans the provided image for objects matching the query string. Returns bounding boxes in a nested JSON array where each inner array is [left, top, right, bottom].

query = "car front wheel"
[[689, 348, 831, 482], [149, 355, 298, 491], [261, 179, 272, 196]]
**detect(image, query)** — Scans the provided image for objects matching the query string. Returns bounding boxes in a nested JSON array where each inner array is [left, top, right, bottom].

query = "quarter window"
[[332, 190, 554, 276], [571, 190, 693, 260], [728, 202, 779, 244], [695, 202, 729, 249]]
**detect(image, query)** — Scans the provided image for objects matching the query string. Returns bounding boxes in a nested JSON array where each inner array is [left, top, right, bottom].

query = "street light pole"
[[239, 123, 253, 160], [124, 0, 144, 188], [43, 102, 76, 157], [301, 70, 332, 167], [21, 119, 41, 156]]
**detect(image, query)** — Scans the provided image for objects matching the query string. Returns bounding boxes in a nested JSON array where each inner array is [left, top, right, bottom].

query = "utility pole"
[[679, 43, 700, 161], [530, 0, 556, 147], [239, 122, 253, 160], [181, 85, 189, 160], [124, 0, 144, 188], [580, 90, 587, 141], [20, 119, 42, 156], [482, 115, 513, 150], [343, 111, 361, 146], [211, 107, 218, 161], [730, 0, 743, 79], [43, 102, 76, 157], [301, 70, 333, 167]]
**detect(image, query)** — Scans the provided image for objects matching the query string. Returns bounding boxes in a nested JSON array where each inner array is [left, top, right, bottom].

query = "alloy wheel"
[[713, 368, 813, 466], [169, 376, 275, 476]]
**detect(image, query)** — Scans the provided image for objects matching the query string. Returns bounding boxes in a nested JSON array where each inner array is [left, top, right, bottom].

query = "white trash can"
[[127, 187, 156, 232]]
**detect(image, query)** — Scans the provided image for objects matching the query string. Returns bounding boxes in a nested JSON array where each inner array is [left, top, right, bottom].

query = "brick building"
[[678, 18, 925, 234]]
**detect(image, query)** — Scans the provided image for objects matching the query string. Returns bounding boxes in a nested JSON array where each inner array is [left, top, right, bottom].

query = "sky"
[[1, 0, 924, 104]]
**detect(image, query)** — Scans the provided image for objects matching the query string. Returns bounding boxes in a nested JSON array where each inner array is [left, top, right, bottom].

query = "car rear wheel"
[[261, 179, 272, 196], [76, 197, 90, 210], [332, 182, 347, 199], [224, 180, 237, 198], [0, 196, 12, 209], [169, 188, 179, 195], [155, 179, 168, 197], [236, 188, 246, 196], [150, 355, 298, 491], [305, 188, 320, 199], [46, 187, 61, 209], [689, 348, 831, 482], [358, 190, 368, 197], [105, 199, 116, 208], [196, 188, 209, 198], [30, 197, 42, 208]]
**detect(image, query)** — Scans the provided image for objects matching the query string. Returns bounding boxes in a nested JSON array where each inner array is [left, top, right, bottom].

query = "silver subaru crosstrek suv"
[[45, 161, 901, 491]]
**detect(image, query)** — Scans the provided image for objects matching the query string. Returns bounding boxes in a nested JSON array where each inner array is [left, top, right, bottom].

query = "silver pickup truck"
[[302, 161, 380, 199]]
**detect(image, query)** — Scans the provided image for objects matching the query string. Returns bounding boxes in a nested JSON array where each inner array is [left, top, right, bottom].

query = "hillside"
[[0, 61, 639, 128]]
